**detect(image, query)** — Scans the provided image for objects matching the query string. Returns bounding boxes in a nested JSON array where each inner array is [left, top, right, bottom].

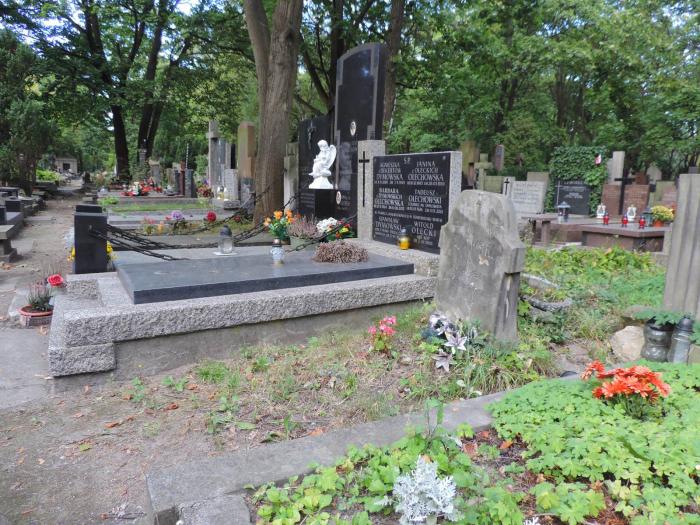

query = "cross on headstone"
[[614, 169, 635, 215], [306, 121, 317, 150], [502, 177, 511, 196], [359, 151, 370, 206]]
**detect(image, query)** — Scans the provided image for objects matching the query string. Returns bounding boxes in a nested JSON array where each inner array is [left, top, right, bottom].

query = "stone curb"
[[145, 391, 507, 525]]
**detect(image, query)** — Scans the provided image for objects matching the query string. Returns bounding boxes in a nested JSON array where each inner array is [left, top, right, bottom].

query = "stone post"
[[237, 122, 257, 196], [283, 142, 299, 212], [607, 151, 625, 184], [74, 211, 109, 274], [663, 173, 700, 319], [207, 120, 220, 187], [356, 140, 386, 241]]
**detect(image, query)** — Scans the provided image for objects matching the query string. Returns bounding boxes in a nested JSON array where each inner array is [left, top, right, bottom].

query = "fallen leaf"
[[478, 430, 491, 439], [20, 509, 34, 516], [37, 458, 45, 465], [186, 383, 198, 391], [79, 443, 91, 452], [83, 385, 91, 395], [100, 513, 109, 520], [17, 447, 25, 454], [308, 428, 324, 437], [17, 456, 25, 465], [163, 402, 178, 411], [105, 421, 121, 429], [37, 326, 49, 336], [462, 442, 478, 458], [499, 439, 513, 450], [122, 393, 133, 401], [72, 412, 84, 419]]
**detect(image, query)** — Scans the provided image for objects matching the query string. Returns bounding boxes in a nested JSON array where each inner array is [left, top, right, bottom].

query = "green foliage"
[[521, 247, 665, 348], [98, 196, 120, 206], [26, 282, 53, 312], [195, 361, 231, 384], [251, 424, 527, 525], [531, 482, 606, 525], [491, 363, 700, 522], [547, 146, 608, 213], [162, 375, 188, 393], [35, 168, 59, 182]]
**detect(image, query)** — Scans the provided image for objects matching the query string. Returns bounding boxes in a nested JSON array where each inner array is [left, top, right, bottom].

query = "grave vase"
[[641, 320, 673, 361], [270, 238, 285, 264]]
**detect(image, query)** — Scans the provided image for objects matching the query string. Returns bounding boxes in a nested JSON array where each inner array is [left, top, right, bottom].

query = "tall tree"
[[244, 0, 303, 219]]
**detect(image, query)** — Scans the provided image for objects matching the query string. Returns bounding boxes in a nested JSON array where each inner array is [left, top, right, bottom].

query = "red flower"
[[206, 211, 217, 223], [47, 274, 64, 287], [581, 360, 605, 380]]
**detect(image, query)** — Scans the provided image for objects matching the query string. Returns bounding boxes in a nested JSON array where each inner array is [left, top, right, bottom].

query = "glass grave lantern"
[[642, 207, 653, 226], [621, 214, 629, 228], [557, 201, 571, 224], [602, 211, 610, 225], [218, 225, 233, 254], [397, 227, 411, 250]]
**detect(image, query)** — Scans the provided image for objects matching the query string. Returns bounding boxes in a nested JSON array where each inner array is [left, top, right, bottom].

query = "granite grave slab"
[[117, 251, 414, 304]]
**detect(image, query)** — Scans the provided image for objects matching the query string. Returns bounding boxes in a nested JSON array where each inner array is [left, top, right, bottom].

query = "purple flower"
[[171, 210, 184, 221]]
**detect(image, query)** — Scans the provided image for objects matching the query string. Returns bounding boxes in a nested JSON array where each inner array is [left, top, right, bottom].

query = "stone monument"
[[207, 120, 221, 187], [237, 121, 256, 202], [297, 115, 334, 218], [663, 173, 700, 320], [435, 191, 525, 341], [508, 181, 547, 215]]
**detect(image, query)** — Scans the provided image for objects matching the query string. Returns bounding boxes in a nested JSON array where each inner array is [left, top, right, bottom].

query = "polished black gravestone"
[[334, 43, 387, 222], [298, 115, 335, 219], [373, 152, 452, 253], [117, 251, 414, 304], [74, 211, 110, 274], [555, 179, 592, 215]]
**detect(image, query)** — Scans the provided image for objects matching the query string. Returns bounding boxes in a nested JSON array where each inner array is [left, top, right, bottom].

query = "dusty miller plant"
[[393, 457, 459, 525]]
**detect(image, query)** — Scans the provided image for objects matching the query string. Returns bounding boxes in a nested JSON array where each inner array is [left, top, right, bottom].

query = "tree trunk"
[[112, 105, 130, 180], [244, 0, 303, 220], [383, 0, 404, 130]]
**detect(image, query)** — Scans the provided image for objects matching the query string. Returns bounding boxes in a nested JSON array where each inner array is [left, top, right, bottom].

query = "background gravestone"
[[372, 151, 461, 253], [74, 211, 109, 274], [334, 43, 387, 222], [555, 179, 591, 215], [237, 121, 256, 198], [207, 120, 221, 187], [283, 142, 298, 211], [493, 144, 505, 172], [298, 115, 334, 219], [435, 191, 525, 341], [509, 181, 547, 215]]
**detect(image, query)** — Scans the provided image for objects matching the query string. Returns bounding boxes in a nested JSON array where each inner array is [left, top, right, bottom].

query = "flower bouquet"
[[264, 210, 295, 241]]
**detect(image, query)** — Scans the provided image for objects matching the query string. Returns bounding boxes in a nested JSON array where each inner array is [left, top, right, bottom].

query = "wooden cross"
[[359, 151, 370, 207], [614, 170, 635, 215]]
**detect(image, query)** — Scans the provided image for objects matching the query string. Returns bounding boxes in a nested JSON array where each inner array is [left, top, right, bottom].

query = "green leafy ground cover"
[[251, 363, 699, 524], [492, 362, 700, 524]]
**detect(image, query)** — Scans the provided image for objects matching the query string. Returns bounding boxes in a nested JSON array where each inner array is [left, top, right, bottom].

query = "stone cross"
[[435, 191, 525, 341], [614, 169, 636, 215]]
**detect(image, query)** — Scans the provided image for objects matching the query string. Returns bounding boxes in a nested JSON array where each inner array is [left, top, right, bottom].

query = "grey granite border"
[[145, 391, 506, 525], [49, 273, 436, 376]]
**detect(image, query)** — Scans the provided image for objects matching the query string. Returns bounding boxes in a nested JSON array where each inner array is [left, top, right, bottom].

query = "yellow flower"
[[274, 210, 283, 220]]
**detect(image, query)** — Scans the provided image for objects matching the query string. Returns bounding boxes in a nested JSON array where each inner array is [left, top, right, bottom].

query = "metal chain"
[[90, 227, 185, 261]]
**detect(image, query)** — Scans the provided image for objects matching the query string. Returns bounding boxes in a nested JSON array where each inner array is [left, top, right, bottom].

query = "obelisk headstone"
[[207, 120, 221, 188], [435, 191, 525, 341]]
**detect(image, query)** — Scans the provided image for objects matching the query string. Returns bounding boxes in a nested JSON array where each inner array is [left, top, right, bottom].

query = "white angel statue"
[[309, 140, 336, 189]]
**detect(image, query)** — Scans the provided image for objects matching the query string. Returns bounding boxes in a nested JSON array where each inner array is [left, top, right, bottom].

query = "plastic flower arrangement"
[[68, 241, 114, 261], [205, 211, 217, 223], [651, 205, 674, 224], [582, 361, 671, 419], [316, 217, 355, 241], [264, 209, 295, 239], [368, 315, 397, 354], [197, 185, 214, 199], [170, 210, 185, 222]]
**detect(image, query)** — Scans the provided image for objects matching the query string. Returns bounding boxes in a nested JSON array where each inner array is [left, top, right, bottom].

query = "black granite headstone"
[[5, 198, 23, 214], [555, 179, 592, 215], [297, 115, 334, 219], [74, 212, 109, 274], [0, 187, 20, 198], [373, 152, 451, 253], [185, 169, 196, 198], [76, 204, 103, 213], [0, 206, 6, 225], [334, 43, 387, 222]]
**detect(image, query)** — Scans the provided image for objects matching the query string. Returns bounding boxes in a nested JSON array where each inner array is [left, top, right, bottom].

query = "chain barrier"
[[90, 227, 185, 261]]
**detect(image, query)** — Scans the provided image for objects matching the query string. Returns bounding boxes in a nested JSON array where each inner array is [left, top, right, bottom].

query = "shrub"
[[313, 241, 368, 263], [547, 146, 607, 212]]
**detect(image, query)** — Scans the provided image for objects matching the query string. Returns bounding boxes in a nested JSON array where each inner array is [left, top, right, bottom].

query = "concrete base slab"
[[0, 248, 17, 262], [145, 391, 505, 525], [178, 495, 251, 525], [49, 262, 435, 377]]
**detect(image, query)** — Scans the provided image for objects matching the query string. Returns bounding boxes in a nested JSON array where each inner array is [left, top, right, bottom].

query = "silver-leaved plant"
[[393, 457, 459, 525]]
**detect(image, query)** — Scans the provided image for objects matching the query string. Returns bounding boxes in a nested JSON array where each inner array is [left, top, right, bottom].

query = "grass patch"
[[108, 201, 210, 213]]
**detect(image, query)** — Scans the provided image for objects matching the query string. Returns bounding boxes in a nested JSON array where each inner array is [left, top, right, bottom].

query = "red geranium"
[[205, 211, 217, 223], [47, 274, 64, 287]]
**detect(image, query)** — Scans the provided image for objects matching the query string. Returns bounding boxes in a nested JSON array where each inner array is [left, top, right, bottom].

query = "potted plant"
[[19, 280, 56, 327], [650, 205, 674, 227]]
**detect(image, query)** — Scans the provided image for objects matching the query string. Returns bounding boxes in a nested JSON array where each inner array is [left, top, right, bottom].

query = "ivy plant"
[[546, 146, 608, 213]]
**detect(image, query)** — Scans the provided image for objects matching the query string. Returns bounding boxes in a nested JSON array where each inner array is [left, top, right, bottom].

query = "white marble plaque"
[[509, 181, 547, 215]]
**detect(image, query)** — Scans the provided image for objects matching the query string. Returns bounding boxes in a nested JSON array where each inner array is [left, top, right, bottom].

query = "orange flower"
[[285, 209, 293, 218], [274, 210, 283, 220], [582, 360, 605, 380]]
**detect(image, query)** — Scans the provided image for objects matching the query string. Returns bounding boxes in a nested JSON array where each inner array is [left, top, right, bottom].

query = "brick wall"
[[601, 184, 621, 215], [601, 184, 650, 215]]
